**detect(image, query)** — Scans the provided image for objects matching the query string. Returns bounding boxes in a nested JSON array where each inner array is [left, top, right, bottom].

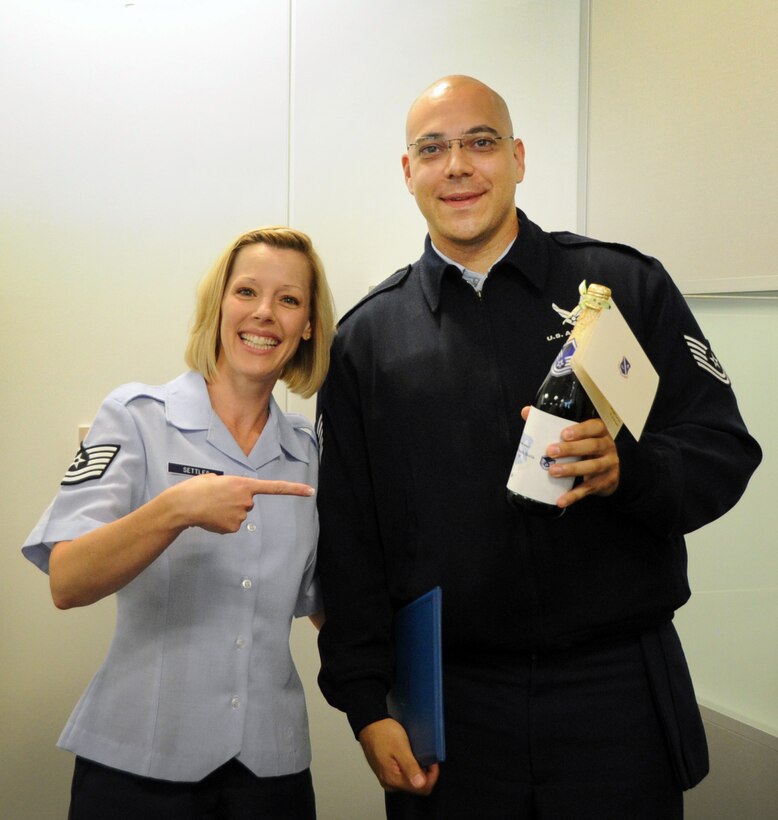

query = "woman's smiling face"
[[216, 243, 312, 390]]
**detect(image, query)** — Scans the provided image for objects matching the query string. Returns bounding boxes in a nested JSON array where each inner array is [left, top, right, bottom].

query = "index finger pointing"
[[249, 479, 315, 497]]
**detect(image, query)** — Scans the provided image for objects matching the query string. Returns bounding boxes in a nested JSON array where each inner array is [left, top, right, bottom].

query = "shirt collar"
[[419, 208, 550, 313], [431, 240, 514, 294], [430, 238, 515, 275], [165, 371, 311, 466], [166, 371, 212, 429], [263, 400, 312, 465]]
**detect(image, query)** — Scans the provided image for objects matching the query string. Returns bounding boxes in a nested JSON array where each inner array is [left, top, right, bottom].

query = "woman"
[[22, 226, 336, 819]]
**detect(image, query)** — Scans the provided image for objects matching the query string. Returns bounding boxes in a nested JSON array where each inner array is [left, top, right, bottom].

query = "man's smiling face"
[[402, 77, 525, 261]]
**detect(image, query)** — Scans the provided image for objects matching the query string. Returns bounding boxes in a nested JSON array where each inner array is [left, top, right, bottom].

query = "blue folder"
[[386, 586, 445, 767]]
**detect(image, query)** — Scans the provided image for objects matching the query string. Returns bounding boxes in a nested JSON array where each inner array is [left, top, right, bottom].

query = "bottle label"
[[506, 407, 578, 505], [549, 338, 577, 377]]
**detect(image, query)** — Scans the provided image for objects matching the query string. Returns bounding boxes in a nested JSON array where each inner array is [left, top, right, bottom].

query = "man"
[[315, 76, 761, 819]]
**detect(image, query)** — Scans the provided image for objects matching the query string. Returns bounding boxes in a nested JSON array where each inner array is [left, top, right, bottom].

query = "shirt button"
[[241, 578, 252, 590], [247, 523, 257, 533], [231, 697, 241, 709], [235, 637, 246, 649]]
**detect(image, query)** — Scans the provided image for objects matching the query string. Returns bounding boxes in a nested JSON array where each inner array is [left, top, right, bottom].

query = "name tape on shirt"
[[168, 463, 224, 477], [683, 335, 731, 385], [62, 444, 121, 486]]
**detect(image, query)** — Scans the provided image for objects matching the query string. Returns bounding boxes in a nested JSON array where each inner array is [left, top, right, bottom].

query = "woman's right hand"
[[173, 473, 315, 533], [49, 474, 314, 609]]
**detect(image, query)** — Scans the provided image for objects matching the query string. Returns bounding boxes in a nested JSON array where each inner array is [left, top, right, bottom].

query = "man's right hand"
[[358, 718, 440, 795]]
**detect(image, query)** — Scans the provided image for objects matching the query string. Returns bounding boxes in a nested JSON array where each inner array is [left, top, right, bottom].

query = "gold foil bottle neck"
[[570, 282, 611, 341], [581, 282, 611, 311]]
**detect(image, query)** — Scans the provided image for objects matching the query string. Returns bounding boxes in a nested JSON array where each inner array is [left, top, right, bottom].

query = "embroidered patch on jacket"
[[683, 335, 731, 385], [61, 444, 121, 486], [168, 463, 224, 477]]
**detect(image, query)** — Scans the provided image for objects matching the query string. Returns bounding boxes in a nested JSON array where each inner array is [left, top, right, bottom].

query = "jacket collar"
[[418, 208, 550, 313]]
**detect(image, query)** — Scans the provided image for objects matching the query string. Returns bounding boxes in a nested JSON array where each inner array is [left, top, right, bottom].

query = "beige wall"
[[586, 0, 778, 293]]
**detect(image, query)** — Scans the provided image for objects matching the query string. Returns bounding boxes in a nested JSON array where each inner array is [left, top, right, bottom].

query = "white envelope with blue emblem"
[[572, 298, 659, 441]]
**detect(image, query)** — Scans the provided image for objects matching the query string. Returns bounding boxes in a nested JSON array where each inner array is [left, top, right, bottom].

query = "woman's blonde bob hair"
[[185, 226, 336, 398]]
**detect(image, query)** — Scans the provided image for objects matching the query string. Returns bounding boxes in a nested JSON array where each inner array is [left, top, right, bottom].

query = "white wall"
[[1, 2, 294, 817], [1, 2, 582, 818], [289, 0, 582, 320], [675, 296, 777, 734]]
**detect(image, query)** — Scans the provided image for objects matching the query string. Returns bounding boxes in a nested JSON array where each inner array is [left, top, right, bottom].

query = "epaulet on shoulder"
[[107, 382, 166, 406], [337, 265, 412, 326], [286, 413, 317, 446], [550, 231, 655, 264]]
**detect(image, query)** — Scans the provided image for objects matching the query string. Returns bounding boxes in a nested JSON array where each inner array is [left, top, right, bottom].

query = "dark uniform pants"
[[68, 756, 316, 820], [387, 623, 706, 820]]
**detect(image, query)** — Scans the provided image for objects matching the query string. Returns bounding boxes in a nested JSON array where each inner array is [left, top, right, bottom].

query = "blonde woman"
[[23, 227, 336, 819]]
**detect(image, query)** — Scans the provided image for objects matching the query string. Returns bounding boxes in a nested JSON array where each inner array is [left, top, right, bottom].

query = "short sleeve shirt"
[[22, 371, 321, 781]]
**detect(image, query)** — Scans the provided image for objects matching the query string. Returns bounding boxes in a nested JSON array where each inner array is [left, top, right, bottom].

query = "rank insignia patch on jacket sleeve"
[[683, 335, 731, 385], [61, 444, 121, 486]]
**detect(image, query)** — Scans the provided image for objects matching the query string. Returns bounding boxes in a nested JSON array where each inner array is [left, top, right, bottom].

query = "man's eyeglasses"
[[407, 132, 513, 161]]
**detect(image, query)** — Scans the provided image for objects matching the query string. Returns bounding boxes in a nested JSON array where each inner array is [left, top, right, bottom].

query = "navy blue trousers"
[[68, 756, 316, 820], [386, 624, 706, 820]]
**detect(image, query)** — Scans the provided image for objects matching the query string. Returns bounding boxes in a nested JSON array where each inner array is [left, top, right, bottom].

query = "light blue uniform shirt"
[[22, 371, 321, 781]]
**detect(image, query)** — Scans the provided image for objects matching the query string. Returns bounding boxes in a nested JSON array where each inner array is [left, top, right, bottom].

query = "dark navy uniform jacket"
[[315, 209, 761, 786]]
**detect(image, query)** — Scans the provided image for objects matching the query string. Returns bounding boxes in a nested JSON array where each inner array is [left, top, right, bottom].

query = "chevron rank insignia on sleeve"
[[61, 444, 121, 486], [683, 335, 731, 385]]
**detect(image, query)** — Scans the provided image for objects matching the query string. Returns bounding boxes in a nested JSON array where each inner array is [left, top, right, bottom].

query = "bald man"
[[315, 76, 760, 819]]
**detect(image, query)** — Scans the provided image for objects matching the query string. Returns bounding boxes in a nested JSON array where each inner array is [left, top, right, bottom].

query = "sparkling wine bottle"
[[506, 283, 612, 517]]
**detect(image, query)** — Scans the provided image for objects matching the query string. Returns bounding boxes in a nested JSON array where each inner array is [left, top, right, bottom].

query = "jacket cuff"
[[342, 680, 392, 740]]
